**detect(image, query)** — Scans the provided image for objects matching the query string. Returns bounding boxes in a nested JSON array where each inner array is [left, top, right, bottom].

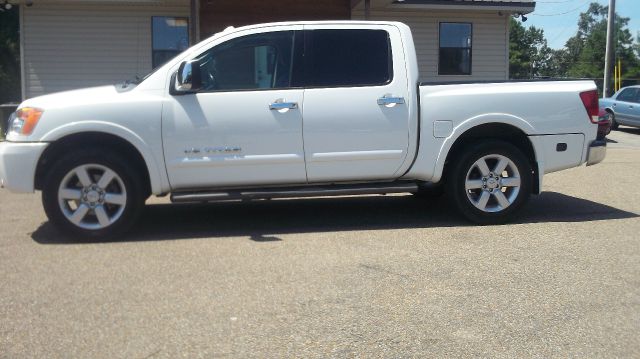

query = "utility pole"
[[603, 0, 616, 98]]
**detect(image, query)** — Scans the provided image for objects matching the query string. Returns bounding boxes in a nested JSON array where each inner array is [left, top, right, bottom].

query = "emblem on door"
[[184, 146, 242, 155]]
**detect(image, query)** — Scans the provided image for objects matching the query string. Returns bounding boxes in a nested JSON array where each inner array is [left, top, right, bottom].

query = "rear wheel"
[[447, 140, 532, 224], [42, 149, 145, 239]]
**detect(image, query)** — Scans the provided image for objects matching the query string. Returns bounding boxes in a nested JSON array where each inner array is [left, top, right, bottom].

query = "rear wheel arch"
[[442, 123, 539, 194], [35, 132, 151, 198]]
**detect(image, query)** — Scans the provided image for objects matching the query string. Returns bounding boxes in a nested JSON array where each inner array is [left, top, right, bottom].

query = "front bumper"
[[0, 141, 49, 193], [586, 139, 606, 166]]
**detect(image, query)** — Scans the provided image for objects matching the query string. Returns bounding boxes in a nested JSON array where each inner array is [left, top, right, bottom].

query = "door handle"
[[269, 99, 298, 111], [377, 95, 405, 106]]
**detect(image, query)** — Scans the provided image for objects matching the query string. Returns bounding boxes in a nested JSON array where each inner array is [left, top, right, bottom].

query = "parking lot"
[[1, 128, 639, 358]]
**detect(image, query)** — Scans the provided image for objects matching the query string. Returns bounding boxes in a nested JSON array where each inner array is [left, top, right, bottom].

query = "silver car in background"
[[600, 85, 640, 129]]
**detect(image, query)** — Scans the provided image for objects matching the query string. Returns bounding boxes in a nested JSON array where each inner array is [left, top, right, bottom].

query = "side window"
[[305, 29, 392, 87], [439, 23, 472, 75], [616, 88, 637, 102], [152, 17, 189, 69], [196, 31, 295, 92]]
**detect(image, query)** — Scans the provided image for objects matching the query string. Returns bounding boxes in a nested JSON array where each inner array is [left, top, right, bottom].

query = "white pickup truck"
[[0, 21, 606, 238]]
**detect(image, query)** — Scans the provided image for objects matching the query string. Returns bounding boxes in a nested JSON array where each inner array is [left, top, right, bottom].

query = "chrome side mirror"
[[174, 60, 202, 93]]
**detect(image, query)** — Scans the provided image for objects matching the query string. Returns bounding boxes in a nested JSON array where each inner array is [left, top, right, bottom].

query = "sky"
[[524, 0, 640, 49]]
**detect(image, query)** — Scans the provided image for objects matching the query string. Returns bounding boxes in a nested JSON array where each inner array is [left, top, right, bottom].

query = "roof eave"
[[389, 1, 535, 14]]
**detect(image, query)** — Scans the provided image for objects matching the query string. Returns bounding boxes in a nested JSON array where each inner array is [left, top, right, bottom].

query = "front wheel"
[[447, 141, 532, 225], [609, 111, 619, 130], [42, 150, 145, 239]]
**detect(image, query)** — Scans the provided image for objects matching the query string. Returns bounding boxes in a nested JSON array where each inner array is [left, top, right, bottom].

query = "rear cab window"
[[303, 29, 393, 88]]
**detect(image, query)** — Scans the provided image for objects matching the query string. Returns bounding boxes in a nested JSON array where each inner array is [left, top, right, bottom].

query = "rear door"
[[301, 25, 411, 182]]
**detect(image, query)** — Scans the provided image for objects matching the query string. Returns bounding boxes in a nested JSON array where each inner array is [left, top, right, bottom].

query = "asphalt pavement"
[[1, 128, 639, 358]]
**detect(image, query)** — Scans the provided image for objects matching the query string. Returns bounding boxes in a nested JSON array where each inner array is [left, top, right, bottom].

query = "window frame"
[[302, 29, 394, 89], [151, 16, 190, 69], [172, 28, 395, 95], [438, 22, 473, 76], [191, 30, 302, 94]]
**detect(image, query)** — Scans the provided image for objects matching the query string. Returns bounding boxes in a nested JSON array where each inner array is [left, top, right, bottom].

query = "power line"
[[531, 0, 592, 16]]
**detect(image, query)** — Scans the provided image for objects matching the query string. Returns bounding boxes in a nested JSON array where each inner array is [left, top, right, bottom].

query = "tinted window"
[[617, 88, 638, 102], [196, 31, 295, 91], [305, 29, 392, 87], [152, 17, 189, 69], [439, 23, 472, 75]]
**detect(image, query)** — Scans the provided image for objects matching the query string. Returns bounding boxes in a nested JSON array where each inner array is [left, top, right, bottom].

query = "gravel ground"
[[1, 128, 639, 358]]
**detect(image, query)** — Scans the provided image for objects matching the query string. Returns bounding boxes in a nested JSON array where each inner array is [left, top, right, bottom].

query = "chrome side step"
[[170, 182, 419, 203]]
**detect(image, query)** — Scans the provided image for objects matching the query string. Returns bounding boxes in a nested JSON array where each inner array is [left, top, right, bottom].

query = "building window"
[[152, 17, 189, 69], [439, 23, 472, 76]]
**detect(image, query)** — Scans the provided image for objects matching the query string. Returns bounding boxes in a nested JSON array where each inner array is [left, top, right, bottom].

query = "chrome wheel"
[[464, 154, 521, 213], [57, 164, 127, 230]]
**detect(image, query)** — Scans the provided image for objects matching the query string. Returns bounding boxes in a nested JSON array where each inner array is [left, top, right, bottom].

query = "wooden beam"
[[190, 0, 197, 44]]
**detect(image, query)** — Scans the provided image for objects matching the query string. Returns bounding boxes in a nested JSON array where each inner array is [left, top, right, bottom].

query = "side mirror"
[[174, 60, 202, 94]]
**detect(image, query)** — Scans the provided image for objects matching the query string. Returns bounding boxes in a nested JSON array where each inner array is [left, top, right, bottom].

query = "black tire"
[[609, 111, 619, 130], [447, 140, 532, 225], [42, 148, 146, 239]]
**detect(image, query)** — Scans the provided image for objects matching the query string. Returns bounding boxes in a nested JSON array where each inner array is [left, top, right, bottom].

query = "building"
[[15, 0, 535, 100]]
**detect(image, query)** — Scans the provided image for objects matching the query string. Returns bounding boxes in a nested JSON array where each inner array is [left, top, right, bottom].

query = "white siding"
[[352, 9, 509, 82], [22, 1, 189, 99]]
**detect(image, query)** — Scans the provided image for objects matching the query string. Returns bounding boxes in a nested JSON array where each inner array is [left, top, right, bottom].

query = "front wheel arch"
[[35, 132, 151, 198], [605, 109, 619, 129]]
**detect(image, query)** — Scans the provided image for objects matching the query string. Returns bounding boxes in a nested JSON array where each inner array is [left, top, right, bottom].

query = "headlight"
[[11, 107, 44, 135]]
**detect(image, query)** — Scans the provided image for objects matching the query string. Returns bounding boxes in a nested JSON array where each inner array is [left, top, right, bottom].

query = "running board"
[[170, 182, 419, 203]]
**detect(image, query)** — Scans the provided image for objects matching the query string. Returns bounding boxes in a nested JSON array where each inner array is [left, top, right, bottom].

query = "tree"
[[509, 18, 554, 79], [0, 7, 21, 103], [563, 2, 640, 81]]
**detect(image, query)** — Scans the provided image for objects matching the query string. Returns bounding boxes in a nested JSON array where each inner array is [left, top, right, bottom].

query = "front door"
[[613, 87, 639, 125], [162, 29, 307, 190], [301, 25, 411, 182]]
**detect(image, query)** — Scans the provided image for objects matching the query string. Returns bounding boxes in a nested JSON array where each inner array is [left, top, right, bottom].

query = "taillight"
[[579, 90, 599, 124]]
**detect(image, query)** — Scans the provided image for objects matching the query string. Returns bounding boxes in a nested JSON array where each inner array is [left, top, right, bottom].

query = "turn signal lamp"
[[11, 107, 44, 135]]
